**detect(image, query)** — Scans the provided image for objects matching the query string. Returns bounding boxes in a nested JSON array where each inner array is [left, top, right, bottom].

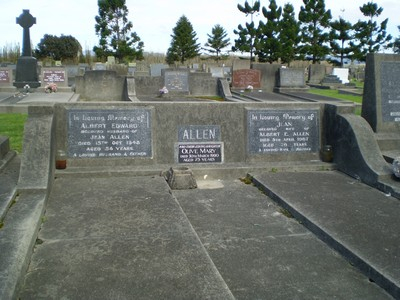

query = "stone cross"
[[16, 10, 36, 56]]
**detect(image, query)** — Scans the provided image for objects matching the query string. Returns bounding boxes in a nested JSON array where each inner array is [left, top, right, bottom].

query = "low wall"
[[53, 101, 324, 168]]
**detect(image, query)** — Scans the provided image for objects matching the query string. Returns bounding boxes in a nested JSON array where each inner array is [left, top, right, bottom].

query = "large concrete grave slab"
[[251, 171, 400, 299], [174, 179, 392, 299], [19, 176, 234, 299]]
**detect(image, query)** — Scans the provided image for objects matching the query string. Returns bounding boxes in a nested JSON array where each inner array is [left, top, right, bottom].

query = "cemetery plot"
[[381, 62, 400, 123], [247, 109, 319, 154], [68, 109, 152, 158]]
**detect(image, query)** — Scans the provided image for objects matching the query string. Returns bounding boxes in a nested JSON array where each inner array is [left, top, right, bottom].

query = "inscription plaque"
[[177, 143, 223, 163], [248, 109, 319, 154], [43, 70, 65, 82], [178, 125, 220, 142], [68, 109, 152, 158], [0, 70, 10, 82], [165, 70, 189, 91], [381, 62, 400, 122]]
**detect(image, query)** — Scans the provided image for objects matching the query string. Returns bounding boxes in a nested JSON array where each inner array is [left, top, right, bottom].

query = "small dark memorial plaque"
[[165, 70, 189, 91], [248, 109, 319, 154], [177, 143, 223, 163], [381, 62, 400, 122], [68, 109, 152, 158]]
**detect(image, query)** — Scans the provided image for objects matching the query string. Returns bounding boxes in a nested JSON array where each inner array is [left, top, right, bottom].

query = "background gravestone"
[[232, 69, 261, 89], [41, 68, 68, 87], [362, 53, 400, 132], [0, 68, 13, 87], [164, 70, 189, 92], [14, 10, 40, 89]]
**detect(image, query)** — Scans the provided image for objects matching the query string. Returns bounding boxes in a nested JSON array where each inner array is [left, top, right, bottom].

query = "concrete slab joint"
[[165, 167, 197, 190]]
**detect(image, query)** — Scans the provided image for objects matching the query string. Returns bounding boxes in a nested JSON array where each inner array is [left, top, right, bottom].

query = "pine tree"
[[394, 26, 400, 54], [166, 15, 200, 65], [93, 0, 144, 62], [279, 3, 301, 65], [204, 24, 230, 62], [351, 2, 392, 62], [298, 0, 332, 63], [329, 17, 353, 67], [232, 1, 261, 62], [256, 0, 282, 63]]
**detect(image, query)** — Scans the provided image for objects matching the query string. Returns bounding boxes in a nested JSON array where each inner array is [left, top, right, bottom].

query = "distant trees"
[[232, 1, 261, 62], [298, 0, 332, 63], [394, 26, 400, 54], [229, 0, 394, 64], [35, 34, 82, 61], [351, 2, 393, 62], [329, 17, 353, 67], [166, 15, 200, 64], [204, 24, 230, 62], [93, 0, 144, 62], [256, 0, 282, 63]]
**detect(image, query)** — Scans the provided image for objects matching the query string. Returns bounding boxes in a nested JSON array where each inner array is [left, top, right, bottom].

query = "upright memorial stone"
[[164, 70, 189, 93], [14, 10, 41, 89], [362, 53, 400, 132], [232, 69, 261, 89]]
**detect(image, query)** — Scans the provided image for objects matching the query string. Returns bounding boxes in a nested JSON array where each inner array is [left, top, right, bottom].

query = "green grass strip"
[[0, 113, 27, 153]]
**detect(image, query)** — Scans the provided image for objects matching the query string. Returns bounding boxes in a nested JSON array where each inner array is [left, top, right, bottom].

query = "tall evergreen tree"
[[279, 3, 301, 65], [329, 17, 353, 67], [204, 24, 230, 62], [394, 26, 400, 54], [93, 0, 144, 62], [35, 34, 82, 62], [256, 0, 282, 63], [298, 0, 332, 63], [232, 0, 261, 62], [166, 15, 200, 64], [351, 2, 392, 62]]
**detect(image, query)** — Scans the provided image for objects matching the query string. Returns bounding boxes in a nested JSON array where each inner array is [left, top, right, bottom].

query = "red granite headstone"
[[232, 69, 261, 88]]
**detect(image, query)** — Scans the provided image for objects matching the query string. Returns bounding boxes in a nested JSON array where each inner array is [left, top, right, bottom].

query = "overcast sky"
[[1, 0, 399, 54]]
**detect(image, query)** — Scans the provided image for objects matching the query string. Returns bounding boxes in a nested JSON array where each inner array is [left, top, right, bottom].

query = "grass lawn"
[[0, 113, 27, 153], [308, 88, 363, 104]]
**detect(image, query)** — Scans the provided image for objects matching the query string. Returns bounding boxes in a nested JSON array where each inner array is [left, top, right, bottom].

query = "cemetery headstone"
[[0, 68, 13, 87], [308, 64, 326, 84], [209, 67, 224, 78], [150, 64, 168, 77], [164, 70, 189, 92], [41, 68, 68, 87], [13, 10, 40, 89], [232, 69, 261, 89], [362, 53, 400, 132], [134, 62, 150, 77], [247, 109, 319, 154], [68, 108, 152, 158], [332, 68, 349, 84], [277, 68, 305, 87], [232, 59, 251, 71], [94, 63, 106, 71]]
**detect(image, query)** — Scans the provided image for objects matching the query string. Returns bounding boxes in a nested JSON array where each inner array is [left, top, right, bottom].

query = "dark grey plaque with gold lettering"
[[68, 109, 152, 158], [248, 109, 319, 154]]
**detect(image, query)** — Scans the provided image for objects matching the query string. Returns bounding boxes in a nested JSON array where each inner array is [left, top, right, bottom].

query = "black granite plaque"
[[178, 125, 220, 142], [177, 143, 223, 163], [381, 62, 400, 122], [247, 109, 319, 154], [164, 70, 189, 91], [68, 109, 152, 158]]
